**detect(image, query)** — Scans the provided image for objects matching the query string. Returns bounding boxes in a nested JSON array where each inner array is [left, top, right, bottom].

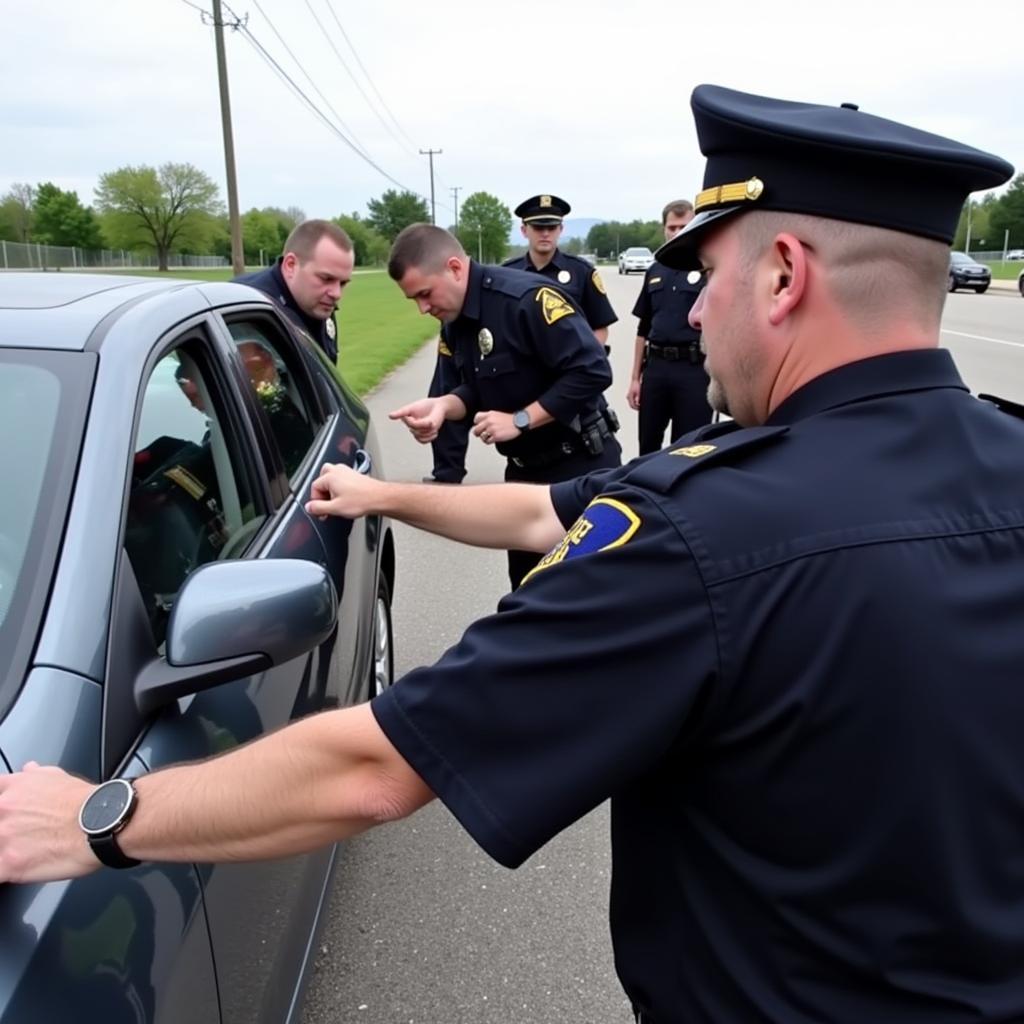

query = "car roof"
[[0, 272, 271, 351]]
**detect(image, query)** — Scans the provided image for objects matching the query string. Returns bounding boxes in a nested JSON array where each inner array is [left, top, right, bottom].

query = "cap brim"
[[523, 216, 563, 226], [655, 207, 743, 270]]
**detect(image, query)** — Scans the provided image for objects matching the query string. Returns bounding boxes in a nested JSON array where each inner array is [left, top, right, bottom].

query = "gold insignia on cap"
[[540, 195, 552, 207], [694, 176, 765, 213], [325, 317, 337, 340], [591, 269, 606, 295], [670, 443, 717, 458], [438, 337, 452, 357], [536, 287, 575, 325], [478, 328, 494, 356], [557, 269, 572, 284]]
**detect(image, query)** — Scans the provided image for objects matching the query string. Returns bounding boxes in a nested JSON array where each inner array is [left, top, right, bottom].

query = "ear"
[[281, 252, 299, 277], [448, 255, 468, 281], [520, 223, 528, 240], [766, 233, 808, 327]]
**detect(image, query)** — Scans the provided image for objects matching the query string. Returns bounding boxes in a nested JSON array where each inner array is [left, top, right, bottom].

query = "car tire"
[[948, 274, 957, 293], [369, 573, 394, 699]]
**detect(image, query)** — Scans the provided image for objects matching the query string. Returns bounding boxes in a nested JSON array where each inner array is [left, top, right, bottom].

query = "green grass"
[[99, 266, 437, 395], [982, 261, 1024, 281]]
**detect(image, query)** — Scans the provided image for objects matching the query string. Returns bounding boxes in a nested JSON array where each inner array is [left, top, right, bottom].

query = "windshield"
[[950, 252, 975, 265], [0, 350, 93, 708], [626, 248, 652, 257]]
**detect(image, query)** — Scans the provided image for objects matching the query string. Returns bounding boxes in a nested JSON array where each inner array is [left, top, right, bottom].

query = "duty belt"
[[647, 341, 702, 362], [509, 441, 578, 469]]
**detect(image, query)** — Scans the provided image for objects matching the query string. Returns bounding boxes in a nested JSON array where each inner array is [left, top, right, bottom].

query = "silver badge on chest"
[[557, 269, 571, 284], [325, 317, 337, 339], [686, 271, 702, 285], [478, 328, 494, 356]]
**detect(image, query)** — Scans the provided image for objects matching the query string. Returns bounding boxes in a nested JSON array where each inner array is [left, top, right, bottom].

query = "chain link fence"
[[0, 239, 228, 270]]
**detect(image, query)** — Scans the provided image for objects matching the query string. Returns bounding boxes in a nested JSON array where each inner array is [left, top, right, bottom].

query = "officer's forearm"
[[439, 393, 468, 421], [120, 705, 432, 865], [374, 478, 565, 553]]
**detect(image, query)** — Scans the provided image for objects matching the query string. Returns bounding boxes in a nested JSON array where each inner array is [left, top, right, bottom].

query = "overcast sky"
[[3, 0, 1021, 227]]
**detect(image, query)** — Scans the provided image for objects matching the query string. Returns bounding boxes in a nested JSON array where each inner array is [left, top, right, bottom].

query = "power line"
[[249, 0, 373, 163], [302, 0, 416, 159], [320, 0, 420, 154]]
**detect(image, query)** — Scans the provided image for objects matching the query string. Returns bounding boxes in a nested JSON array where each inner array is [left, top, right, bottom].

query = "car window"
[[226, 319, 321, 479], [124, 348, 266, 647]]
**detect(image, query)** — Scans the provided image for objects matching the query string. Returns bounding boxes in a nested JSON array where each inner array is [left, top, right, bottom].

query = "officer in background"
[[627, 199, 713, 454], [503, 194, 618, 350], [235, 219, 353, 363], [8, 86, 1024, 1024], [424, 194, 619, 484], [388, 223, 621, 588]]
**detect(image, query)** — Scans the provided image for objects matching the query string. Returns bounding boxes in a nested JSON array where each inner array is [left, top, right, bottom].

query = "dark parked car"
[[0, 273, 395, 1023], [948, 251, 991, 293]]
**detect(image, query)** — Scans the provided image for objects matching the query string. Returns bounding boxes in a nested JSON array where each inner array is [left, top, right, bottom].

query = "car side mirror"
[[134, 559, 337, 715]]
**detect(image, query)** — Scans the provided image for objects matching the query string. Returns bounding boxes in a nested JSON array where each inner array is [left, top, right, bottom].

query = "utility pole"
[[420, 148, 442, 224], [450, 186, 461, 232], [965, 199, 973, 254], [213, 0, 244, 275]]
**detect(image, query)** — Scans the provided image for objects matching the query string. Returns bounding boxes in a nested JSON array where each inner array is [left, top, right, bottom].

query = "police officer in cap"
[[235, 219, 353, 363], [388, 223, 621, 588], [627, 199, 713, 454], [424, 194, 618, 485], [9, 86, 1024, 1024], [504, 194, 618, 350]]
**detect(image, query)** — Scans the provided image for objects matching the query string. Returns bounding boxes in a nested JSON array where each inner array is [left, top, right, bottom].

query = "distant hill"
[[507, 217, 601, 244]]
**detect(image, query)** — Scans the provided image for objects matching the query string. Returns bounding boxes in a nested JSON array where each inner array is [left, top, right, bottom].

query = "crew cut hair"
[[388, 224, 466, 280], [662, 199, 694, 224], [283, 219, 352, 261]]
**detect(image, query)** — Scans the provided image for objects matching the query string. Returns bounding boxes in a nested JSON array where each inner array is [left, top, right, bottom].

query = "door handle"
[[353, 448, 372, 475]]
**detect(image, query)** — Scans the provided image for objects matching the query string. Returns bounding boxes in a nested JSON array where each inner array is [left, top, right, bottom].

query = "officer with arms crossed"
[[627, 199, 713, 454], [425, 194, 618, 484], [4, 86, 1023, 1024], [235, 219, 353, 363], [389, 223, 621, 588]]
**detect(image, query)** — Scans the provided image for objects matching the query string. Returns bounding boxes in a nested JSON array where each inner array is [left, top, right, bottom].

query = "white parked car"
[[618, 247, 655, 275], [1005, 249, 1024, 260]]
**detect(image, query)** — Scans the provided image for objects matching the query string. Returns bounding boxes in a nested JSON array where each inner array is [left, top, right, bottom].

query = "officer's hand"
[[626, 378, 642, 410], [0, 762, 98, 884], [389, 398, 444, 444], [306, 462, 380, 520], [472, 410, 517, 445]]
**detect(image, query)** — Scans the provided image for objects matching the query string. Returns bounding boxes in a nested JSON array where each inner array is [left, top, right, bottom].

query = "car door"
[[113, 318, 342, 1024]]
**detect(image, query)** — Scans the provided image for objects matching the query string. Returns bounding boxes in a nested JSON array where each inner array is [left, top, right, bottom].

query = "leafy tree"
[[0, 183, 35, 242], [456, 191, 512, 263], [988, 174, 1024, 251], [95, 163, 223, 271], [241, 207, 286, 263], [32, 182, 103, 249], [586, 219, 661, 258], [366, 189, 429, 242], [333, 213, 388, 266]]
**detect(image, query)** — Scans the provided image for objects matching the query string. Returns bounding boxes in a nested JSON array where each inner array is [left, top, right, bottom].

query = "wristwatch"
[[512, 409, 531, 432], [79, 778, 141, 869]]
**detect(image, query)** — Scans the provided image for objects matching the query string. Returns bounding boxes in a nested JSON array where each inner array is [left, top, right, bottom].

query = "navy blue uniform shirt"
[[374, 347, 1024, 1022], [445, 261, 612, 460], [503, 250, 617, 331], [631, 260, 703, 344], [235, 259, 339, 362]]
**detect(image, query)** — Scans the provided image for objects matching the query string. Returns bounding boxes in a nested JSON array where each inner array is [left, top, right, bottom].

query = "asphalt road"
[[300, 267, 1023, 1024]]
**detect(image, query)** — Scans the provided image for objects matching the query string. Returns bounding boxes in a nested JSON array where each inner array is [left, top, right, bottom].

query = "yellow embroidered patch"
[[522, 497, 641, 583], [536, 286, 575, 325], [591, 269, 607, 295], [649, 277, 662, 286], [670, 444, 717, 458], [438, 338, 452, 357], [164, 464, 206, 500]]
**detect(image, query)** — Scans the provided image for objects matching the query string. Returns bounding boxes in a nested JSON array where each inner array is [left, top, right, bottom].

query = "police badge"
[[557, 269, 571, 284], [325, 317, 337, 340], [478, 328, 494, 356]]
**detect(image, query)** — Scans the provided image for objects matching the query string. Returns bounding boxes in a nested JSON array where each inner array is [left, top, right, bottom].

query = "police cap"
[[515, 194, 571, 226], [658, 84, 1014, 270]]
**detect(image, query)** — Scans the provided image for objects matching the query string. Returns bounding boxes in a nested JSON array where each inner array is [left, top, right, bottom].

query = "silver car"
[[0, 273, 395, 1023], [617, 246, 655, 275]]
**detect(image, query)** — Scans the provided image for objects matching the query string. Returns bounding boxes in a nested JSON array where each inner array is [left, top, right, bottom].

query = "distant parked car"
[[618, 247, 655, 275], [948, 251, 990, 293], [1005, 249, 1024, 260], [0, 272, 395, 1024]]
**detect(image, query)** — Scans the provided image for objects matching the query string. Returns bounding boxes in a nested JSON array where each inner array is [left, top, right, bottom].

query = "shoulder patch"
[[522, 497, 640, 583], [591, 269, 607, 295], [438, 337, 452, 357], [535, 286, 576, 325], [622, 425, 790, 495]]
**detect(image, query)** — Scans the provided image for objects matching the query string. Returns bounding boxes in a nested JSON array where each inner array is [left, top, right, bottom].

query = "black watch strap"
[[88, 832, 141, 869]]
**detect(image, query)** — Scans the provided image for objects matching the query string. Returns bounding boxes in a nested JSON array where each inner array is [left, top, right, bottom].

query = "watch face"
[[80, 780, 134, 835]]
